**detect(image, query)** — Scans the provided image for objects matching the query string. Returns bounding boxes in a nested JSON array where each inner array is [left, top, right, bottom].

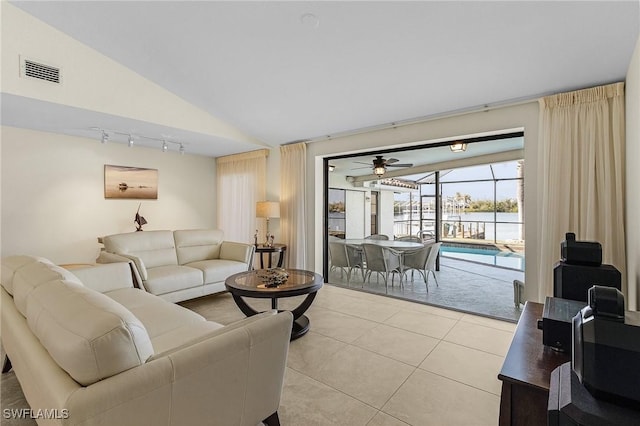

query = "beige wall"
[[626, 34, 640, 310], [307, 102, 541, 300], [1, 126, 216, 264]]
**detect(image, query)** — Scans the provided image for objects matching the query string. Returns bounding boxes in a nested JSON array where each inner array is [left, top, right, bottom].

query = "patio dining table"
[[338, 239, 424, 251]]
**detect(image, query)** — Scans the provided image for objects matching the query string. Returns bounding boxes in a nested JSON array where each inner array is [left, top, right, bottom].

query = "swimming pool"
[[440, 245, 525, 271]]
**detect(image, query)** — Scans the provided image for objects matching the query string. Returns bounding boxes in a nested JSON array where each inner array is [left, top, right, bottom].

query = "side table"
[[255, 244, 287, 269]]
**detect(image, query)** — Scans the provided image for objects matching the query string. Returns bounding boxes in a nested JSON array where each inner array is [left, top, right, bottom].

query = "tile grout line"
[[284, 365, 383, 418], [416, 339, 504, 397]]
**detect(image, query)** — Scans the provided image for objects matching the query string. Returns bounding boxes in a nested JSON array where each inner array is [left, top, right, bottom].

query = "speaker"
[[553, 262, 621, 302], [560, 232, 602, 266]]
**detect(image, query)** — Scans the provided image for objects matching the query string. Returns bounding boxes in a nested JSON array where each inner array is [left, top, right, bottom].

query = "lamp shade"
[[373, 165, 386, 176], [256, 201, 280, 218]]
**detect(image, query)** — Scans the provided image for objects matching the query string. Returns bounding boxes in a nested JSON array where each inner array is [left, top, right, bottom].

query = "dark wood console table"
[[498, 301, 571, 426]]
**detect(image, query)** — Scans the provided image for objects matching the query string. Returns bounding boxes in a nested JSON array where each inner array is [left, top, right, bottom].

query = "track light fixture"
[[450, 142, 467, 152], [91, 128, 187, 155]]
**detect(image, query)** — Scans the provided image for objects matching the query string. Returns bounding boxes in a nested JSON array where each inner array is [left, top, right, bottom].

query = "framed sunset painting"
[[104, 165, 158, 199]]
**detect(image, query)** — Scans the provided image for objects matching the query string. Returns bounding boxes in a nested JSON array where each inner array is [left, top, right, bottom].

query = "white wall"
[[1, 3, 259, 145], [378, 190, 396, 238], [626, 34, 640, 310], [345, 191, 366, 238], [309, 102, 540, 300], [1, 126, 216, 264]]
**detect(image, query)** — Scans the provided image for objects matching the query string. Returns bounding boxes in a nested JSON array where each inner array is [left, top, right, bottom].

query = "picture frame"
[[104, 165, 158, 199]]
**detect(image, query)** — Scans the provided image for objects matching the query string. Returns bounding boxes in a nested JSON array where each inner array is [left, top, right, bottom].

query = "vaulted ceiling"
[[3, 1, 638, 157]]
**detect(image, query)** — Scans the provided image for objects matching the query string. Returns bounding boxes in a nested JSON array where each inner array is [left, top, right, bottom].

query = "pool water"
[[440, 245, 525, 271]]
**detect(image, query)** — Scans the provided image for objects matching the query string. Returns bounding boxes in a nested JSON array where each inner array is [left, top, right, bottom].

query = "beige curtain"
[[280, 142, 307, 268], [537, 82, 626, 300], [216, 149, 268, 243]]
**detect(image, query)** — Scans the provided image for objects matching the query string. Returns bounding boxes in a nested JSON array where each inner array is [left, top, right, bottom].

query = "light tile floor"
[[1, 284, 517, 426], [329, 256, 525, 322], [182, 285, 517, 426]]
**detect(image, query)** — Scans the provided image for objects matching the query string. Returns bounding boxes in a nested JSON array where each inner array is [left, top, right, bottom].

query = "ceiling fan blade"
[[387, 163, 413, 167], [353, 161, 373, 166], [385, 158, 400, 164], [351, 165, 372, 170]]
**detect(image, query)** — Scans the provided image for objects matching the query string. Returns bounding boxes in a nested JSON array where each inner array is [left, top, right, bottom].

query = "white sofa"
[[1, 255, 292, 426], [99, 229, 255, 303]]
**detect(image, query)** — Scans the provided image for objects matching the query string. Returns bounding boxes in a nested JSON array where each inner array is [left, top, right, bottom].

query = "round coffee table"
[[225, 269, 323, 340]]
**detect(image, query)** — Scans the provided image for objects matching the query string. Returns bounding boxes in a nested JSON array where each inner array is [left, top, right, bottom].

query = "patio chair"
[[396, 235, 422, 243], [401, 244, 432, 290], [329, 241, 364, 284], [424, 242, 442, 286], [365, 234, 389, 240], [361, 243, 403, 291], [418, 230, 436, 244]]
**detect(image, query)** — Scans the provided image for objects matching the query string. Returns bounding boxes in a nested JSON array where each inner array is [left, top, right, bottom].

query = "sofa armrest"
[[67, 311, 293, 426], [97, 251, 147, 285], [70, 262, 135, 293], [166, 311, 293, 424], [219, 241, 255, 266]]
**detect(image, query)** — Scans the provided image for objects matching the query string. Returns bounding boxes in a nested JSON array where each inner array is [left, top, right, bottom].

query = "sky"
[[397, 160, 521, 201]]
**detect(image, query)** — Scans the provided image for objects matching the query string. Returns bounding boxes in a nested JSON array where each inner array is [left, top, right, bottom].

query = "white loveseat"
[[99, 229, 255, 302], [1, 255, 292, 426]]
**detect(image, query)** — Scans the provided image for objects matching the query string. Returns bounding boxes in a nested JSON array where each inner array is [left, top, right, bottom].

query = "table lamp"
[[256, 201, 280, 246]]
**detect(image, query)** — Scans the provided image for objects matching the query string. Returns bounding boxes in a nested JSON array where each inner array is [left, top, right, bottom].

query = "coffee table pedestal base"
[[230, 292, 317, 341], [292, 315, 310, 340], [225, 269, 323, 342]]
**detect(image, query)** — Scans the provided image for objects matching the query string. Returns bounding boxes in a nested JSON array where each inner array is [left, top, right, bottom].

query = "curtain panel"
[[216, 149, 268, 243], [280, 142, 307, 269], [537, 82, 626, 300]]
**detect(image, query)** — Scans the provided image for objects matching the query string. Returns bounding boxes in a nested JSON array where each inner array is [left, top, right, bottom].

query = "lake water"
[[329, 211, 524, 242], [395, 211, 523, 242]]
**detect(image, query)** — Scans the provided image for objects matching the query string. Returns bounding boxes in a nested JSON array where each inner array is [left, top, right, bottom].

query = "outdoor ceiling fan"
[[353, 155, 414, 176]]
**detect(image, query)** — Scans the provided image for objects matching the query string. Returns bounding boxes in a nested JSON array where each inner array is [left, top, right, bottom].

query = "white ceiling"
[[329, 134, 524, 179], [3, 1, 639, 157]]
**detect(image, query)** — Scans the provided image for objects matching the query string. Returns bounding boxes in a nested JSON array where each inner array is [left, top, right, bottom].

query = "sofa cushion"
[[144, 265, 203, 296], [105, 288, 208, 338], [174, 229, 224, 265], [71, 262, 135, 293], [150, 321, 224, 356], [26, 279, 154, 386], [187, 259, 250, 284], [106, 287, 223, 357], [103, 230, 178, 269], [1, 255, 53, 296], [13, 261, 83, 317]]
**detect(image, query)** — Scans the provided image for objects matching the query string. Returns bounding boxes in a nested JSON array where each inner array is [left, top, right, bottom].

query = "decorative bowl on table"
[[257, 268, 289, 288]]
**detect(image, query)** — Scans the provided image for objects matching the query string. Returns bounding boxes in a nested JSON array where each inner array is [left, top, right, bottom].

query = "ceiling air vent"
[[21, 58, 60, 84]]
